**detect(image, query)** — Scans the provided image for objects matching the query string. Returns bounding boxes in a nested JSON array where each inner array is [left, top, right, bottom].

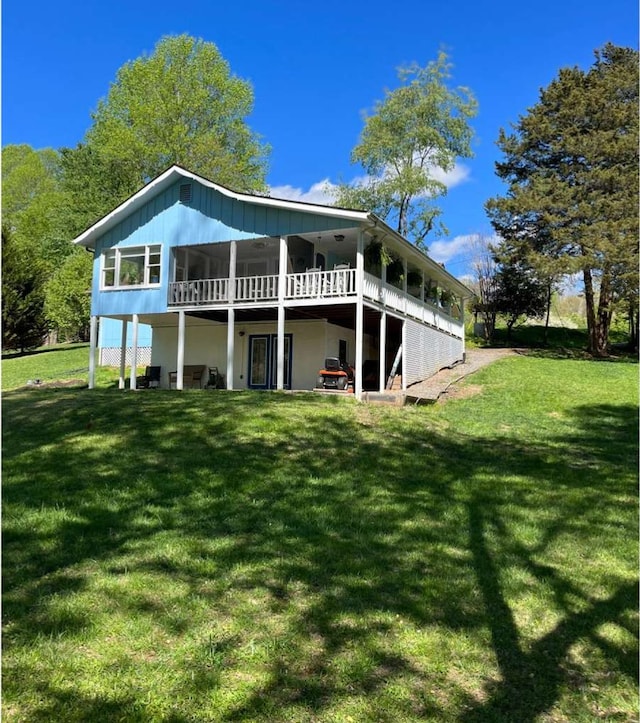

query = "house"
[[74, 165, 472, 399]]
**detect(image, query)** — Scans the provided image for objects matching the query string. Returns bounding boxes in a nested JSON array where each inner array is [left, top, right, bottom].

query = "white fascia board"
[[73, 165, 369, 249]]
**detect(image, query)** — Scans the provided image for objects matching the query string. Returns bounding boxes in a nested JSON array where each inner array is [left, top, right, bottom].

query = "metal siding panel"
[[232, 199, 244, 229], [243, 204, 256, 233], [403, 319, 465, 385], [254, 205, 267, 232], [94, 287, 167, 316], [99, 317, 152, 346]]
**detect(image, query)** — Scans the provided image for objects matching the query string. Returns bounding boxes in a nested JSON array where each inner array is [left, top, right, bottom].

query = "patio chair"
[[332, 263, 351, 294], [137, 366, 161, 389], [206, 367, 225, 389]]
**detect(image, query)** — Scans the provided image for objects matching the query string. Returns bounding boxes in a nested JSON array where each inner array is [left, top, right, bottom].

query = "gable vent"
[[179, 183, 192, 204]]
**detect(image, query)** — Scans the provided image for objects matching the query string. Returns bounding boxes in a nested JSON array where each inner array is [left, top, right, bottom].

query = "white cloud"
[[269, 179, 337, 205], [430, 162, 471, 190], [269, 161, 470, 208], [429, 234, 480, 265]]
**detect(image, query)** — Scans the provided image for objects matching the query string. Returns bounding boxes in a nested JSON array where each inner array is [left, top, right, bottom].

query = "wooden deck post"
[[401, 319, 407, 392], [129, 314, 139, 390], [227, 241, 236, 390], [119, 318, 128, 389], [88, 315, 97, 390], [276, 235, 287, 390], [355, 230, 364, 400], [177, 310, 185, 390], [226, 308, 234, 390], [379, 311, 386, 394]]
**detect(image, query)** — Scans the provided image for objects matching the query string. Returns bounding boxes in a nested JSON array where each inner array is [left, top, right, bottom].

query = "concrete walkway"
[[362, 347, 519, 405]]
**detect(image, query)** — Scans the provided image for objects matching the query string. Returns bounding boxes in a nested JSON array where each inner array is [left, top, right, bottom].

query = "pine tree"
[[486, 44, 639, 355]]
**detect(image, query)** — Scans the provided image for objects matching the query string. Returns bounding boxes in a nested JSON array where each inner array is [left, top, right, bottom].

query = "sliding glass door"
[[248, 334, 292, 389]]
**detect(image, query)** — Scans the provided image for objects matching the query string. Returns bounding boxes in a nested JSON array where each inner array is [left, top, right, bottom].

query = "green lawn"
[[2, 351, 638, 721], [1, 343, 120, 392]]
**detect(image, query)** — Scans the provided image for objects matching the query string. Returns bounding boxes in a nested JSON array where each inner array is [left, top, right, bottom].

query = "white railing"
[[170, 279, 229, 305], [168, 270, 463, 338], [235, 274, 278, 302], [285, 268, 356, 300], [362, 272, 464, 339]]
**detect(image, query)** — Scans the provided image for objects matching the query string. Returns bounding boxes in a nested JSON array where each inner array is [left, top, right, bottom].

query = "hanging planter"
[[406, 270, 423, 288], [364, 239, 393, 273], [386, 258, 405, 285]]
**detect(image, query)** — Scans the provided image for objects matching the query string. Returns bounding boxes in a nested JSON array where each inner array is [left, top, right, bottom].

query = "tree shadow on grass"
[[462, 491, 637, 722], [2, 390, 638, 720]]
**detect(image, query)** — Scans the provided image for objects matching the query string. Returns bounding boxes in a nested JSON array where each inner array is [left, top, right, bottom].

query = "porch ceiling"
[[188, 304, 400, 337]]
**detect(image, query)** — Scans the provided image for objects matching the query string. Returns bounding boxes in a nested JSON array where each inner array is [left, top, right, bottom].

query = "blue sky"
[[2, 0, 637, 280]]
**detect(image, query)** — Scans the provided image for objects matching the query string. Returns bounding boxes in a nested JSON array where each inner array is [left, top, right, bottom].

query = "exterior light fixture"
[[334, 234, 345, 243]]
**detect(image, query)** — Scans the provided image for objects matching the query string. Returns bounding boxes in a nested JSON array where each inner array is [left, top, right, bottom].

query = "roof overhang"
[[72, 164, 369, 249]]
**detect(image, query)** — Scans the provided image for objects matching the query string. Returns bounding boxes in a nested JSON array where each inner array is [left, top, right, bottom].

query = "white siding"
[[148, 316, 371, 390], [404, 318, 464, 386]]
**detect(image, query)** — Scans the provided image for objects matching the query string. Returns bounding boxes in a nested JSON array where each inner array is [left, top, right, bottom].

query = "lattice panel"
[[404, 320, 463, 386], [99, 347, 152, 367]]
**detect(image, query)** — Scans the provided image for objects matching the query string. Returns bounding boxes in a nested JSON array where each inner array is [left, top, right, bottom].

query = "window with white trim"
[[101, 245, 162, 289]]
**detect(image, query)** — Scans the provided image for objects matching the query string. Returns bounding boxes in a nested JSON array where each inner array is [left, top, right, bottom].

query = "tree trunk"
[[584, 266, 612, 357], [628, 301, 638, 352], [543, 282, 552, 346], [583, 267, 600, 355]]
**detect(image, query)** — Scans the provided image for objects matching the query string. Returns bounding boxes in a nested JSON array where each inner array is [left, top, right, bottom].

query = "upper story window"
[[102, 245, 161, 289]]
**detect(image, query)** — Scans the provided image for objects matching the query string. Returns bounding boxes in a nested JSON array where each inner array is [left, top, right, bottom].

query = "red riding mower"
[[316, 357, 354, 392]]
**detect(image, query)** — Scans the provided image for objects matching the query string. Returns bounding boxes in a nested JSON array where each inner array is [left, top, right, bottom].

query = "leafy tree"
[[59, 143, 141, 238], [1, 145, 71, 271], [334, 52, 477, 247], [470, 235, 500, 342], [45, 250, 93, 341], [2, 226, 49, 353], [490, 226, 561, 344], [494, 262, 548, 339], [486, 43, 639, 356], [68, 33, 269, 222]]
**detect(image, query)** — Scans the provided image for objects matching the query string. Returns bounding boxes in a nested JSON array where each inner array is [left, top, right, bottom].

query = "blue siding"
[[91, 178, 357, 317], [99, 317, 152, 347]]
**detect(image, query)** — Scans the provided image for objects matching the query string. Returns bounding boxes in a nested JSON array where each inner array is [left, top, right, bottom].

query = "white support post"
[[177, 310, 185, 390], [226, 240, 237, 391], [420, 271, 425, 303], [355, 230, 365, 400], [226, 308, 235, 389], [403, 258, 408, 314], [379, 311, 386, 394], [129, 314, 139, 391], [88, 315, 97, 390], [119, 319, 128, 389], [228, 240, 237, 304], [401, 320, 407, 391], [276, 235, 287, 390], [461, 297, 466, 357]]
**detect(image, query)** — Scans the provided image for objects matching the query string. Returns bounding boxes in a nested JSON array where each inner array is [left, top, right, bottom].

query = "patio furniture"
[[169, 365, 206, 389], [205, 367, 225, 389], [137, 366, 161, 389]]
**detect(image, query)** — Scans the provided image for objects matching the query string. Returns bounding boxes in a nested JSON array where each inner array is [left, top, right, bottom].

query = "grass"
[[2, 343, 133, 391], [467, 323, 633, 357], [2, 347, 638, 721]]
